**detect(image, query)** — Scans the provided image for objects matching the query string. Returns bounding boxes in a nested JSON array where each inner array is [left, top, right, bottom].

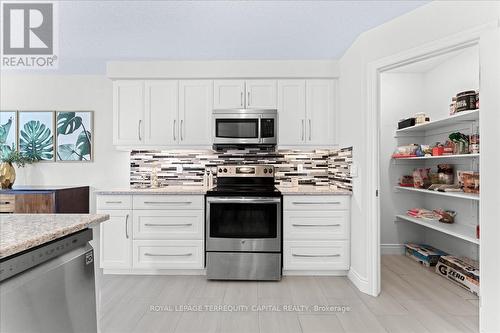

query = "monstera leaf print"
[[57, 144, 80, 161], [0, 117, 13, 159], [19, 120, 53, 160], [75, 131, 91, 158], [57, 112, 82, 135]]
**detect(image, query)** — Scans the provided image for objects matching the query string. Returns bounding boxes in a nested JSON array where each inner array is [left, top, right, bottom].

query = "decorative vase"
[[0, 162, 16, 189]]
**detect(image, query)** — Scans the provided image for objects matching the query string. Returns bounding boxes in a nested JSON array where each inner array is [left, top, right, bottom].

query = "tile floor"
[[98, 255, 479, 333]]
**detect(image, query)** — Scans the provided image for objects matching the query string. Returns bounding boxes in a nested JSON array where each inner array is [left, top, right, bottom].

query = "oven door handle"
[[207, 197, 281, 204]]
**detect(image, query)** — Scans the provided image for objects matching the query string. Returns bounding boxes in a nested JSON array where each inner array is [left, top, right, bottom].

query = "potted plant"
[[0, 146, 36, 189]]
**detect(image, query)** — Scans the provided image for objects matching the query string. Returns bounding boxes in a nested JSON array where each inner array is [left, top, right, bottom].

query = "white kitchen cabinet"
[[113, 81, 144, 145], [245, 80, 277, 109], [278, 80, 306, 145], [114, 79, 212, 147], [306, 79, 335, 144], [213, 80, 245, 109], [179, 80, 213, 145], [213, 79, 277, 109], [98, 193, 205, 273], [99, 209, 132, 269], [278, 79, 336, 146], [144, 80, 178, 145], [283, 194, 350, 274]]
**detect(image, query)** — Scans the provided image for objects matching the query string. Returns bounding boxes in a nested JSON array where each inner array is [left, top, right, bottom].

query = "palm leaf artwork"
[[57, 112, 82, 135], [19, 120, 54, 160], [56, 112, 92, 161], [0, 116, 14, 159]]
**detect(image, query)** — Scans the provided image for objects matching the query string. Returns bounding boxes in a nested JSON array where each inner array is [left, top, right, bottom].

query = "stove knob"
[[223, 168, 227, 173], [263, 169, 268, 174], [218, 168, 222, 173], [269, 168, 273, 174]]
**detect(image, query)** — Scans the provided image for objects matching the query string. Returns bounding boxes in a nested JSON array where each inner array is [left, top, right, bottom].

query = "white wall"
[[338, 0, 499, 291], [0, 75, 130, 211]]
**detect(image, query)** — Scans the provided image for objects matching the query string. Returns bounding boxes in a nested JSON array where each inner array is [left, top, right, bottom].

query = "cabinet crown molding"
[[107, 60, 339, 79]]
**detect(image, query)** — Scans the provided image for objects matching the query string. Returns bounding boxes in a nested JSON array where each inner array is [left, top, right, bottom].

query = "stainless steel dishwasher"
[[0, 229, 97, 333]]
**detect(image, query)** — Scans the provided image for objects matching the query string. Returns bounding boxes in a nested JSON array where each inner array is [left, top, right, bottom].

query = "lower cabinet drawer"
[[284, 210, 349, 240], [283, 240, 349, 270], [133, 210, 203, 240], [132, 240, 204, 269]]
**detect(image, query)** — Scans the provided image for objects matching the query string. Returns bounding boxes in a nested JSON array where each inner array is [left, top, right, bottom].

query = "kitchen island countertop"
[[0, 214, 109, 259]]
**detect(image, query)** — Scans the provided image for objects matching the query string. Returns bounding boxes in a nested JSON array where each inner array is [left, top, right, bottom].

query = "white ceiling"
[[4, 0, 429, 74]]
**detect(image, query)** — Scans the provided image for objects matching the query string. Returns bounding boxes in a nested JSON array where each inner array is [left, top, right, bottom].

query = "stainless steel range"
[[205, 165, 282, 281]]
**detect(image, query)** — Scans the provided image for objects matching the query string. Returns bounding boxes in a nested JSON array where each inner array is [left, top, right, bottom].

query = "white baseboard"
[[283, 270, 348, 276], [102, 269, 206, 275], [381, 244, 405, 255], [347, 268, 372, 295]]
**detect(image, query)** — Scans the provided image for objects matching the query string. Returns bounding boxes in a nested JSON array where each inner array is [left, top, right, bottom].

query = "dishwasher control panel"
[[0, 229, 92, 282]]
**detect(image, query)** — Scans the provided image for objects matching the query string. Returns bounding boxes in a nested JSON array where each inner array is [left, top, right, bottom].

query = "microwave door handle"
[[258, 116, 262, 143]]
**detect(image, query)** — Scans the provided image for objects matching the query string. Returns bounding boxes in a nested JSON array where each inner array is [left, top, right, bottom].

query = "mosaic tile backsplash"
[[130, 147, 353, 191]]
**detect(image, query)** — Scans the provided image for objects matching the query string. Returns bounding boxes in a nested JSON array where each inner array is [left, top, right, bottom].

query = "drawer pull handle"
[[144, 252, 193, 257], [1, 202, 12, 205], [292, 202, 341, 205], [105, 201, 123, 204], [292, 223, 341, 227], [292, 254, 341, 258], [144, 223, 193, 227], [125, 214, 129, 239], [143, 201, 192, 205]]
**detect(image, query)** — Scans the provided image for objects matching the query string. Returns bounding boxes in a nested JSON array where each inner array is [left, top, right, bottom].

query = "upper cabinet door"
[[213, 80, 245, 109], [144, 80, 179, 145], [245, 80, 277, 109], [113, 81, 144, 145], [179, 80, 213, 145], [306, 79, 335, 145], [278, 80, 306, 146]]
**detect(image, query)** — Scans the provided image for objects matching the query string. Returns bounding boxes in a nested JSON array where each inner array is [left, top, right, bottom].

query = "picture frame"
[[55, 111, 94, 162], [18, 111, 55, 161]]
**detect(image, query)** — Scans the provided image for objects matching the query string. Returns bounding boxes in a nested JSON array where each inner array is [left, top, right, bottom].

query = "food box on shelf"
[[404, 243, 448, 267], [435, 256, 480, 296]]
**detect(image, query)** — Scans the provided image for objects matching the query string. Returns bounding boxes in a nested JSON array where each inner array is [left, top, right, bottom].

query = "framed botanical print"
[[56, 111, 93, 161], [0, 111, 17, 159], [18, 111, 55, 161]]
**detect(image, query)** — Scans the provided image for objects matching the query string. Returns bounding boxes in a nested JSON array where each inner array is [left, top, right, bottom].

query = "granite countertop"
[[95, 186, 210, 195], [276, 185, 352, 195], [95, 185, 351, 195], [0, 214, 109, 259]]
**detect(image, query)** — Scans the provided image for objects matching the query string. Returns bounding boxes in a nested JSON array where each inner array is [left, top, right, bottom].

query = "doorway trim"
[[365, 22, 495, 297]]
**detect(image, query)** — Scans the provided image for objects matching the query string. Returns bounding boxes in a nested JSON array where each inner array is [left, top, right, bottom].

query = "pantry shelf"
[[395, 186, 480, 201], [392, 153, 479, 160], [396, 214, 479, 245], [395, 109, 479, 134]]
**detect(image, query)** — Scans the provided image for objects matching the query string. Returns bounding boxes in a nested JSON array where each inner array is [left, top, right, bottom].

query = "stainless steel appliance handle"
[[144, 223, 193, 227], [240, 92, 244, 107], [292, 254, 340, 258], [309, 119, 311, 141], [138, 120, 142, 141], [180, 119, 184, 141], [173, 119, 176, 141], [292, 223, 341, 227], [144, 253, 193, 257], [292, 201, 341, 205], [301, 120, 304, 141], [125, 214, 129, 239], [143, 201, 192, 205], [105, 201, 122, 204], [208, 197, 281, 203], [247, 91, 251, 106]]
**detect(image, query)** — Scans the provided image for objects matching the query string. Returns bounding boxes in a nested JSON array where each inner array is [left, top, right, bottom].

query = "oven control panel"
[[217, 165, 274, 177]]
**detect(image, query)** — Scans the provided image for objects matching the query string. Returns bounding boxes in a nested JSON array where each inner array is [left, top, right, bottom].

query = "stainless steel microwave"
[[212, 109, 277, 146]]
